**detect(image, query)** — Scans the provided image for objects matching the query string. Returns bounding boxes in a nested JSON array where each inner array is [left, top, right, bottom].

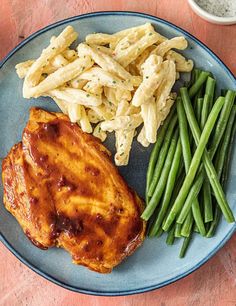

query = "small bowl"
[[188, 0, 236, 25]]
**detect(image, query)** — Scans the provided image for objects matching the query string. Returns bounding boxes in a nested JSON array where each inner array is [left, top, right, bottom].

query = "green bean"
[[196, 98, 203, 124], [192, 199, 206, 236], [175, 223, 182, 238], [206, 77, 216, 93], [215, 106, 236, 179], [194, 223, 200, 233], [203, 152, 234, 222], [222, 119, 236, 188], [163, 92, 224, 231], [181, 212, 194, 237], [206, 206, 221, 238], [148, 115, 178, 197], [149, 135, 182, 236], [209, 90, 236, 158], [192, 70, 206, 112], [179, 233, 193, 258], [193, 68, 202, 81], [142, 130, 179, 221], [177, 168, 203, 224], [145, 106, 176, 203], [201, 93, 213, 222], [177, 97, 206, 236], [177, 168, 206, 234], [206, 81, 216, 113], [207, 107, 236, 236], [146, 213, 157, 237], [148, 158, 183, 237], [201, 94, 211, 129], [188, 68, 200, 88], [189, 71, 210, 98], [166, 225, 176, 245], [194, 69, 204, 107], [205, 221, 211, 232], [156, 227, 164, 238], [194, 74, 204, 106], [221, 167, 227, 190], [177, 158, 184, 179], [147, 215, 163, 237], [180, 88, 234, 223], [182, 84, 207, 143], [162, 172, 185, 229], [194, 89, 204, 113], [203, 179, 213, 222], [177, 97, 192, 169], [205, 76, 216, 108]]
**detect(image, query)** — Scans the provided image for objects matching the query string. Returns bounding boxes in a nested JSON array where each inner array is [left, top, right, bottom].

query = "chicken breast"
[[2, 108, 146, 273]]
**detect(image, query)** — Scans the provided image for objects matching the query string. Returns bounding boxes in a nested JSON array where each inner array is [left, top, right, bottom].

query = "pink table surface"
[[0, 1, 236, 305]]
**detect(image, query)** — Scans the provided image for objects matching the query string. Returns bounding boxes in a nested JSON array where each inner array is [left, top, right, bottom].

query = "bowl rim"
[[0, 10, 236, 296], [188, 0, 236, 23]]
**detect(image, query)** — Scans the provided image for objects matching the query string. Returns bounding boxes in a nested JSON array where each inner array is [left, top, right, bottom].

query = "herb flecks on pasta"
[[15, 24, 193, 166]]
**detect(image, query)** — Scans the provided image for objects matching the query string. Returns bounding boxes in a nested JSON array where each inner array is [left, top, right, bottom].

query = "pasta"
[[23, 56, 94, 98], [15, 23, 193, 166], [131, 55, 164, 107]]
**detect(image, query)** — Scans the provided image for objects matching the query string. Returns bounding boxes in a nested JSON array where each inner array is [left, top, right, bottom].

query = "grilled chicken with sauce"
[[2, 108, 146, 273]]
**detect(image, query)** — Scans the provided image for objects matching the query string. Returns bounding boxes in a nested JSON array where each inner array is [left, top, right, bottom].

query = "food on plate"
[[2, 108, 146, 273], [15, 24, 194, 166], [142, 69, 235, 257], [11, 22, 234, 261]]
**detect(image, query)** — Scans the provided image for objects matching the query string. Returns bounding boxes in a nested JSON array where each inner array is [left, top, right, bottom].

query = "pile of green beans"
[[141, 69, 236, 258]]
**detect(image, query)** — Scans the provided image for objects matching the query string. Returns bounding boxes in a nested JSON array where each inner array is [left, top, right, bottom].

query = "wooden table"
[[0, 1, 235, 305]]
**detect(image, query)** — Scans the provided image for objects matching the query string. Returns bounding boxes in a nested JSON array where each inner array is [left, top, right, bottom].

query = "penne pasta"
[[77, 43, 138, 85], [49, 96, 68, 114], [79, 67, 133, 91], [133, 45, 156, 75], [50, 54, 69, 68], [114, 31, 163, 67], [25, 26, 78, 87], [131, 55, 164, 107], [101, 114, 142, 132], [156, 94, 176, 125], [155, 60, 176, 128], [48, 87, 102, 107], [87, 108, 103, 123], [137, 127, 150, 147], [15, 23, 193, 166], [114, 129, 135, 166], [93, 123, 107, 142], [15, 60, 35, 79], [83, 80, 103, 95], [23, 56, 94, 98], [151, 37, 188, 57], [90, 104, 114, 120], [79, 106, 93, 133], [69, 78, 88, 89], [16, 59, 59, 79], [62, 49, 77, 61], [141, 97, 158, 143], [68, 103, 82, 122], [110, 22, 157, 49], [165, 50, 194, 72], [90, 44, 114, 56], [86, 33, 118, 46]]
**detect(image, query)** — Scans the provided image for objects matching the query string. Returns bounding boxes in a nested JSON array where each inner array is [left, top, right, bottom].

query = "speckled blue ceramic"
[[0, 12, 235, 296]]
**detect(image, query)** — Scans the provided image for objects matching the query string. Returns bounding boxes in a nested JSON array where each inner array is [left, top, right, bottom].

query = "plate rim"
[[0, 10, 235, 296]]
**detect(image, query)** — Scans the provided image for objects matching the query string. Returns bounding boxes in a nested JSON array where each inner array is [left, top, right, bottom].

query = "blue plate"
[[0, 12, 235, 296]]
